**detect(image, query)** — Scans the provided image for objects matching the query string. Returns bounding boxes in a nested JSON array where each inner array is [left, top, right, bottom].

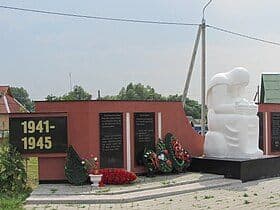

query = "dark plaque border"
[[134, 112, 155, 165], [9, 116, 68, 154], [271, 112, 280, 152], [99, 112, 123, 168]]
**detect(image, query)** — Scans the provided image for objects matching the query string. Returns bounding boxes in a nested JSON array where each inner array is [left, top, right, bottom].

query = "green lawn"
[[0, 157, 38, 210]]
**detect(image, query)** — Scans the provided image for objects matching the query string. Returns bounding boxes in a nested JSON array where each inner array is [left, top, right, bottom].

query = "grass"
[[204, 195, 214, 199], [244, 200, 251, 205], [50, 188, 58, 194], [243, 193, 249, 197], [0, 189, 32, 210], [0, 157, 38, 210], [95, 187, 111, 194]]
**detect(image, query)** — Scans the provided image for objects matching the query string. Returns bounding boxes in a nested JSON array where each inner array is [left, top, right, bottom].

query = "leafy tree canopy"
[[102, 83, 201, 119], [102, 83, 162, 100], [10, 87, 34, 112], [45, 85, 92, 101]]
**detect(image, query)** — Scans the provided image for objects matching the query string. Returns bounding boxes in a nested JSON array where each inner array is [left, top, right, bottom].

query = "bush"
[[99, 168, 137, 185], [0, 193, 27, 210], [0, 140, 28, 195]]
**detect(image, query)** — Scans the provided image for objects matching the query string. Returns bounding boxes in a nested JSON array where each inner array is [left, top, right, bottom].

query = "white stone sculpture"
[[204, 67, 263, 158]]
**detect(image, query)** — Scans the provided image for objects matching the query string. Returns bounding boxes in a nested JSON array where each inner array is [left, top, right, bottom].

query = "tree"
[[45, 85, 92, 101], [10, 87, 34, 112], [102, 83, 162, 100], [102, 83, 202, 118], [45, 94, 59, 101]]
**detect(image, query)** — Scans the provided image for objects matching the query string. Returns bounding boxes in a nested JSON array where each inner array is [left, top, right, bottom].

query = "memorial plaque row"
[[134, 112, 155, 165], [99, 113, 123, 168], [271, 112, 280, 152], [99, 112, 156, 168]]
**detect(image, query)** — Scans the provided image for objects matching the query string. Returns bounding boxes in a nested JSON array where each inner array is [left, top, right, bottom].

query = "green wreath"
[[143, 149, 159, 176], [156, 140, 173, 173], [165, 133, 191, 172]]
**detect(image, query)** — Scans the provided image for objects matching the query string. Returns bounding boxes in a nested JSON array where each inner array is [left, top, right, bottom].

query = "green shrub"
[[0, 194, 26, 210], [0, 140, 28, 195]]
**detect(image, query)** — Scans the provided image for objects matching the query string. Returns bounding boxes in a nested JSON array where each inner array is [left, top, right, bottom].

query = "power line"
[[207, 24, 280, 47], [1, 5, 280, 47], [0, 5, 199, 26]]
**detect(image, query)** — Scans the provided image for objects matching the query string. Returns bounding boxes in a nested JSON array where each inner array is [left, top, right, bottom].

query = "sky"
[[0, 0, 280, 101]]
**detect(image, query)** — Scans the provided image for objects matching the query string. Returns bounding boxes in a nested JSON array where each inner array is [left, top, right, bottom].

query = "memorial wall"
[[15, 100, 204, 181]]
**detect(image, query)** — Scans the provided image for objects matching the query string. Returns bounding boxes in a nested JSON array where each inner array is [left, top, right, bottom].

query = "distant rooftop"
[[260, 73, 280, 103], [0, 86, 28, 114]]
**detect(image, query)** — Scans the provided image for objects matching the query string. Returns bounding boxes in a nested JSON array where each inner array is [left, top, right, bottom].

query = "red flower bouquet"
[[99, 168, 137, 185]]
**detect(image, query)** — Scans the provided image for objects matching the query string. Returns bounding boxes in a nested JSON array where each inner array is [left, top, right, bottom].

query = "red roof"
[[0, 86, 27, 114], [0, 86, 11, 95]]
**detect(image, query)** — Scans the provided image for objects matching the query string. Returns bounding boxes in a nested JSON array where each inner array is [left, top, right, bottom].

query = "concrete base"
[[188, 156, 280, 182], [26, 173, 240, 204]]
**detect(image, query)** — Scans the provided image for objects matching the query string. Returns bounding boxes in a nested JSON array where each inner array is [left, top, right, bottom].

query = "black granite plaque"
[[258, 112, 263, 150], [271, 112, 280, 152], [100, 113, 123, 168], [9, 116, 68, 154], [134, 112, 155, 165]]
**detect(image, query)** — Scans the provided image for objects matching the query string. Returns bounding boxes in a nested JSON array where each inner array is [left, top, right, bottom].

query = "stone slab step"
[[26, 178, 241, 204], [31, 173, 224, 196]]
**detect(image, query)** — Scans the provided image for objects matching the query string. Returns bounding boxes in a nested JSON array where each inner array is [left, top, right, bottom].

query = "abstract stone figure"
[[204, 67, 263, 158]]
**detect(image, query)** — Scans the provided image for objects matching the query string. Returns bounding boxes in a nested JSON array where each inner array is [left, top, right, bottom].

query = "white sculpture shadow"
[[204, 67, 263, 158]]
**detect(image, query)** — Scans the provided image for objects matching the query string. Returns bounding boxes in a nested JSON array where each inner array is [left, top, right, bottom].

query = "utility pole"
[[97, 90, 101, 100], [201, 19, 206, 135], [69, 73, 73, 92], [182, 26, 201, 108], [200, 0, 212, 136], [253, 85, 260, 103], [182, 0, 212, 136]]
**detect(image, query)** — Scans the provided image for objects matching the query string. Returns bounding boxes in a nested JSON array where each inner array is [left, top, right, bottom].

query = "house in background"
[[0, 86, 28, 140], [258, 73, 280, 155]]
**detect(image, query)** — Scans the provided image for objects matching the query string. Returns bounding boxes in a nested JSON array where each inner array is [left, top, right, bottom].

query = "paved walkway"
[[25, 175, 280, 210]]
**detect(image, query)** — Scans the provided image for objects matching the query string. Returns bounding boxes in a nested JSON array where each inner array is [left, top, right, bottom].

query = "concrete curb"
[[26, 178, 241, 204]]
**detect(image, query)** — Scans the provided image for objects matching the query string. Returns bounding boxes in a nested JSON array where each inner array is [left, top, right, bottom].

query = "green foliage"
[[102, 83, 202, 118], [0, 140, 29, 196], [45, 85, 92, 101], [143, 133, 191, 176], [0, 193, 28, 210], [184, 97, 202, 119], [64, 146, 88, 185], [156, 140, 173, 173], [10, 86, 34, 112], [165, 133, 191, 172], [103, 83, 162, 100]]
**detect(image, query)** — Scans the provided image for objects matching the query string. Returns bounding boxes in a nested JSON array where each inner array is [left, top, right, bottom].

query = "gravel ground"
[[25, 177, 280, 210]]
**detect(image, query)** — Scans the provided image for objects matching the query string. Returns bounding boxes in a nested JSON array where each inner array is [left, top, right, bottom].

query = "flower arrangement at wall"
[[156, 140, 173, 173], [82, 154, 99, 175], [165, 133, 191, 172], [143, 133, 191, 176], [64, 145, 137, 186], [82, 154, 104, 187], [99, 168, 137, 185], [142, 149, 159, 176]]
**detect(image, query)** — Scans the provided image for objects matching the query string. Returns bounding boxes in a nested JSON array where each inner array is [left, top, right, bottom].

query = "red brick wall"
[[35, 100, 204, 180]]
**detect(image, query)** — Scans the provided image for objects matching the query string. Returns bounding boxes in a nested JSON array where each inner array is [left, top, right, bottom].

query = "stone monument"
[[204, 67, 263, 158]]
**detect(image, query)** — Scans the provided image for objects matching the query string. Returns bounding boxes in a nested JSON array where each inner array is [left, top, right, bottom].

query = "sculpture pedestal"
[[188, 156, 280, 182]]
